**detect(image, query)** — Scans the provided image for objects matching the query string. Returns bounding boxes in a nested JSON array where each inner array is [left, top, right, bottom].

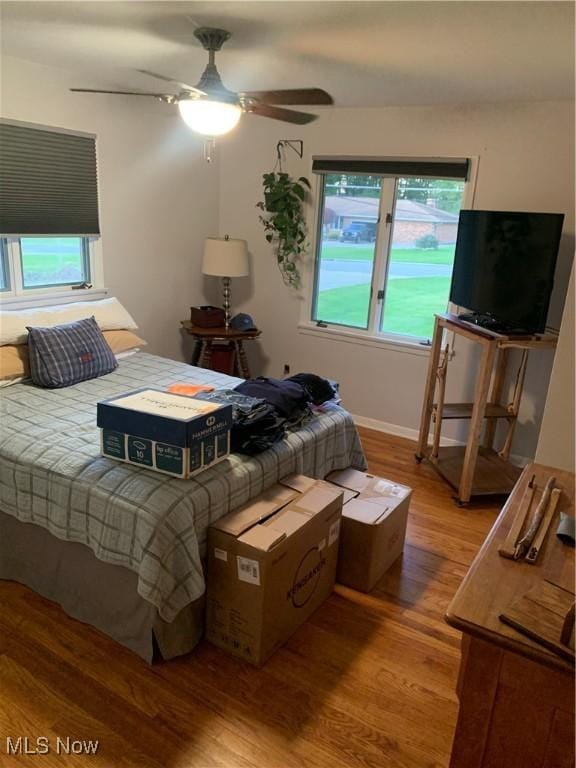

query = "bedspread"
[[0, 353, 366, 621]]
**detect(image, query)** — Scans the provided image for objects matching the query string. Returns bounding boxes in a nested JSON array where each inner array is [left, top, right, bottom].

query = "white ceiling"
[[1, 1, 574, 108]]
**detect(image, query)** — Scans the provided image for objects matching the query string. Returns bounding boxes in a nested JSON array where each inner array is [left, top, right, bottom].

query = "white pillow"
[[0, 376, 25, 388], [115, 348, 141, 360], [0, 297, 138, 346]]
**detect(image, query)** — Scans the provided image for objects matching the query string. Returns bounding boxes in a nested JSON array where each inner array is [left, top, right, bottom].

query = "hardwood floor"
[[0, 429, 503, 768]]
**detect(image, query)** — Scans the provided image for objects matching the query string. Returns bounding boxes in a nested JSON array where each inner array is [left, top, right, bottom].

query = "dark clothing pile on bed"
[[196, 374, 338, 455], [285, 373, 337, 406], [228, 403, 287, 455], [195, 388, 285, 455], [194, 389, 264, 419], [235, 377, 312, 431]]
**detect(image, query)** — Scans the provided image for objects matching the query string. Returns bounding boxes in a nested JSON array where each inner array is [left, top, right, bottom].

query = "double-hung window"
[[1, 236, 94, 293], [0, 119, 102, 300], [310, 157, 470, 343]]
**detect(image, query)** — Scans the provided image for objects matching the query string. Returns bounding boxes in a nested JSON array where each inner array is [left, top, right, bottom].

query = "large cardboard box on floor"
[[327, 468, 412, 592], [206, 476, 344, 666]]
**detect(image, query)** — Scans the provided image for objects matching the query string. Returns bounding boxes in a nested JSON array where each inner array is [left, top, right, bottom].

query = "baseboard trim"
[[351, 413, 461, 447], [351, 413, 531, 467]]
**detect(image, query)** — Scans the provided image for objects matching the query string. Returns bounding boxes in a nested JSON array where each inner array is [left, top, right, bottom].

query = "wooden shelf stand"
[[416, 314, 557, 505]]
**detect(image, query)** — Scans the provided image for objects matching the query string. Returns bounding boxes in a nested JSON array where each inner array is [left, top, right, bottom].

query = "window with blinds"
[[0, 120, 101, 297], [0, 120, 100, 236]]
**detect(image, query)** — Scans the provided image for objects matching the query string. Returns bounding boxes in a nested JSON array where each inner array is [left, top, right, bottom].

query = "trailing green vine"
[[256, 172, 311, 288]]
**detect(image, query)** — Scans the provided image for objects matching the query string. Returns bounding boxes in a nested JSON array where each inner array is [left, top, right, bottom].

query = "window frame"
[[302, 156, 479, 351], [0, 238, 10, 292], [0, 235, 105, 305]]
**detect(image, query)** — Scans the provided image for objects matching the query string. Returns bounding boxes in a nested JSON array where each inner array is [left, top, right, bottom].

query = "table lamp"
[[202, 235, 249, 328]]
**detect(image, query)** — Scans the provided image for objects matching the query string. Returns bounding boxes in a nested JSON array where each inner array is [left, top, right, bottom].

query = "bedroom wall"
[[535, 264, 575, 472], [0, 55, 221, 361], [217, 101, 575, 459]]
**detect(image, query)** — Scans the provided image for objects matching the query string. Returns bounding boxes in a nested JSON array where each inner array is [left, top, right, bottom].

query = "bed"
[[0, 352, 366, 661]]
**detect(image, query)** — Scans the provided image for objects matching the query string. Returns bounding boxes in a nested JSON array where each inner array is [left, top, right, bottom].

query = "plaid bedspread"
[[0, 353, 366, 621]]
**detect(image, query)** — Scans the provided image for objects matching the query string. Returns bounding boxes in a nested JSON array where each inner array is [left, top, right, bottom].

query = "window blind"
[[312, 156, 470, 180], [0, 120, 100, 235]]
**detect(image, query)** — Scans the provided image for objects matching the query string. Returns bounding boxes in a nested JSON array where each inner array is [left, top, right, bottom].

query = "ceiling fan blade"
[[242, 88, 333, 106], [70, 88, 172, 98], [247, 103, 318, 125], [137, 69, 205, 95]]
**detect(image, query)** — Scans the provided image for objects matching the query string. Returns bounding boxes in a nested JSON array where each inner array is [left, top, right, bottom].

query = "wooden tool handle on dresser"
[[525, 487, 562, 563], [514, 476, 556, 559], [499, 482, 535, 559]]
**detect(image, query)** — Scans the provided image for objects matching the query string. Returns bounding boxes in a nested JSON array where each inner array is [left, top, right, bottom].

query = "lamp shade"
[[202, 237, 249, 278]]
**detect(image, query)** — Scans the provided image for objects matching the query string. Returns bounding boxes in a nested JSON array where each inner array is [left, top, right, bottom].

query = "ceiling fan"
[[71, 27, 333, 137]]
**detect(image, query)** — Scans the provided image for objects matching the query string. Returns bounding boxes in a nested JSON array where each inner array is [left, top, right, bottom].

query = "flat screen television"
[[449, 210, 564, 334]]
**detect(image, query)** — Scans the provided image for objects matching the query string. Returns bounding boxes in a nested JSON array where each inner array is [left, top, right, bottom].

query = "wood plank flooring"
[[0, 429, 503, 768]]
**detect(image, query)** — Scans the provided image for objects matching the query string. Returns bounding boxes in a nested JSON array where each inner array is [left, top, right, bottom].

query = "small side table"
[[180, 321, 262, 378]]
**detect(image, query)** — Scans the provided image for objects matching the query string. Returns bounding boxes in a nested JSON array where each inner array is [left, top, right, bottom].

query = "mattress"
[[0, 353, 366, 622]]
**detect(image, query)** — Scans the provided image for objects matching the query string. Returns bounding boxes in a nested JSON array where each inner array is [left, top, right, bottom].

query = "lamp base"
[[222, 276, 231, 328]]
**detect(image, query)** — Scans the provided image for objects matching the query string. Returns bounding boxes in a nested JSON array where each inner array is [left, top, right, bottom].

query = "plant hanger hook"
[[275, 140, 304, 172]]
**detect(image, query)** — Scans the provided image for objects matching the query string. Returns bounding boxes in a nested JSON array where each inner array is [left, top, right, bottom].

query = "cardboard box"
[[206, 476, 343, 666], [97, 388, 233, 479], [327, 469, 412, 592]]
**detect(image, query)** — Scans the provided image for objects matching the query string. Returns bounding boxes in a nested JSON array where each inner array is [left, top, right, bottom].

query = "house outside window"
[[310, 158, 470, 342]]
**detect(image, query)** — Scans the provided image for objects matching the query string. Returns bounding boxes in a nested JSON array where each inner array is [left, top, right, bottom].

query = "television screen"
[[449, 210, 564, 333]]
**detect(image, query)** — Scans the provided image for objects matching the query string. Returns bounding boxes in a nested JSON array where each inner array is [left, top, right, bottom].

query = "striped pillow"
[[27, 316, 118, 388]]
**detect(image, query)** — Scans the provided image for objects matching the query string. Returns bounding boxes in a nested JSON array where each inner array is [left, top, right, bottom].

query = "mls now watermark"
[[5, 736, 99, 756]]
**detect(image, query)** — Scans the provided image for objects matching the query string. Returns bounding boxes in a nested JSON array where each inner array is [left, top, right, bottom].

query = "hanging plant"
[[256, 171, 311, 288]]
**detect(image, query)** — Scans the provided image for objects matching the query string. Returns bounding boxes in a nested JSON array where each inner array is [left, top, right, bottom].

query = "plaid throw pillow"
[[27, 316, 118, 388]]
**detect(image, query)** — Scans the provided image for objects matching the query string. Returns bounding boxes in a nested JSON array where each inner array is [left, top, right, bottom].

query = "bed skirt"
[[0, 511, 204, 663]]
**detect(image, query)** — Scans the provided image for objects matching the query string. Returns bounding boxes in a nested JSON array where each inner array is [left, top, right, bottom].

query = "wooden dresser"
[[446, 463, 575, 768]]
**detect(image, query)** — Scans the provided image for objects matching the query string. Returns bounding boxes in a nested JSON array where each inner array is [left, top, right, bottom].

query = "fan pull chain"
[[203, 138, 217, 163]]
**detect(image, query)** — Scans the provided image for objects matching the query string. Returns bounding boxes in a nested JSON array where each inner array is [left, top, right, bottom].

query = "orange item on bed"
[[167, 383, 215, 397]]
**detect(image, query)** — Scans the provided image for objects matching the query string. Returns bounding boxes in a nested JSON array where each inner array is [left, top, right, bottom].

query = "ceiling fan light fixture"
[[178, 99, 242, 136], [71, 28, 333, 133]]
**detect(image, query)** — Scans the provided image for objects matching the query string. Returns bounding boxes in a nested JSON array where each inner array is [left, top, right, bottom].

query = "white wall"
[[218, 101, 575, 459], [2, 56, 572, 460], [0, 56, 220, 361], [536, 265, 575, 472]]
